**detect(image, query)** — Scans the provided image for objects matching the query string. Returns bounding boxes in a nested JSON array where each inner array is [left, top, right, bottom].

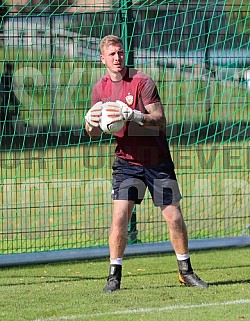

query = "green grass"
[[0, 248, 249, 321], [0, 140, 249, 253], [1, 46, 249, 127], [0, 43, 249, 254]]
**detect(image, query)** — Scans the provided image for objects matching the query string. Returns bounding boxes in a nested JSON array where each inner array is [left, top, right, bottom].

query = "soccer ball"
[[99, 105, 124, 134]]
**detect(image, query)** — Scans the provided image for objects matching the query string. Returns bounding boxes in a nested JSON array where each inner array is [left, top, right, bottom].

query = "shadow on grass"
[[123, 278, 250, 290], [208, 279, 250, 286], [0, 263, 249, 287], [0, 274, 104, 287], [2, 276, 249, 290]]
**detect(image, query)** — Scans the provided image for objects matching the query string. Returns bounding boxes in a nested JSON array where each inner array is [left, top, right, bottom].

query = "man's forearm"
[[85, 123, 102, 139]]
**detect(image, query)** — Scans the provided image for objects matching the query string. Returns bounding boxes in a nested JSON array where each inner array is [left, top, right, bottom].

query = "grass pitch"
[[0, 247, 249, 321]]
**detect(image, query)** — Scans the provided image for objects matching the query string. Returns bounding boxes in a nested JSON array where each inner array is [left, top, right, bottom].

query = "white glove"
[[102, 102, 124, 123], [85, 101, 103, 131], [116, 100, 144, 125]]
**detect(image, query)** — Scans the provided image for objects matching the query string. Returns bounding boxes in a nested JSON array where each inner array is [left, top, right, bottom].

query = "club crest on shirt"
[[125, 93, 133, 105]]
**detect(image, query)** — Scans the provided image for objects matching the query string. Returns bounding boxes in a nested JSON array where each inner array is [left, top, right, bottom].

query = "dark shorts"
[[112, 158, 182, 206]]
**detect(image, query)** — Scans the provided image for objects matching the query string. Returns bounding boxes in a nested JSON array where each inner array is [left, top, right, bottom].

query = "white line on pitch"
[[33, 299, 250, 321]]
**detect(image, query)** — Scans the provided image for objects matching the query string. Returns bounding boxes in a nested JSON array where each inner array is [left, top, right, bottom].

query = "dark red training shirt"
[[91, 68, 173, 167]]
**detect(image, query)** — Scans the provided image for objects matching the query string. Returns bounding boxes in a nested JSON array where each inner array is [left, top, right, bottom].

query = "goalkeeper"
[[85, 35, 208, 292]]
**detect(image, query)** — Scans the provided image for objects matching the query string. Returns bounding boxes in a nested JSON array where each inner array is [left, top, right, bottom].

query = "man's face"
[[100, 43, 125, 75]]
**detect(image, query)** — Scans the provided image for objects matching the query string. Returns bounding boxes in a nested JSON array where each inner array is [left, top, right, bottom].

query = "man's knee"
[[161, 202, 184, 223]]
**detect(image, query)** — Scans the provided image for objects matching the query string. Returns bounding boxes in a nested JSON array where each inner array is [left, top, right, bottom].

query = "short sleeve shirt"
[[91, 68, 174, 168]]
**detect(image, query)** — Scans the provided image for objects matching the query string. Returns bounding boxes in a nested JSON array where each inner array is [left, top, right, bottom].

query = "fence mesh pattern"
[[0, 0, 249, 254]]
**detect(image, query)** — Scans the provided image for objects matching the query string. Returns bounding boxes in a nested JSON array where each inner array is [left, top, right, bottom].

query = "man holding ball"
[[85, 35, 208, 292]]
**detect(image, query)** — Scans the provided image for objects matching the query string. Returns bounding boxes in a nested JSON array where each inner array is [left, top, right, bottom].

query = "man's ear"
[[100, 55, 105, 65]]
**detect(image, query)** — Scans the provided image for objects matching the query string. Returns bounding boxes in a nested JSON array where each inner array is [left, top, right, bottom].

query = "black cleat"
[[104, 277, 121, 292], [103, 264, 122, 293], [178, 271, 209, 288], [177, 258, 208, 288]]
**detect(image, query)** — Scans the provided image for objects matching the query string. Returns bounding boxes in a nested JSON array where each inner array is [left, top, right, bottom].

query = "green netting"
[[0, 0, 249, 255]]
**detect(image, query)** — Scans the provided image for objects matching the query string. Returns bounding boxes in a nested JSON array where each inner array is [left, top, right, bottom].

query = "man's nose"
[[114, 53, 119, 60]]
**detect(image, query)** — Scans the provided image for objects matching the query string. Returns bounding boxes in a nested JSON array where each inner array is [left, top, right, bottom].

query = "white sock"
[[176, 253, 190, 261], [110, 258, 123, 265]]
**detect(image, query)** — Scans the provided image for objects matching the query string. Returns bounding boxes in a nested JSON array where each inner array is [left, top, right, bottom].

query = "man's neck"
[[109, 67, 127, 82]]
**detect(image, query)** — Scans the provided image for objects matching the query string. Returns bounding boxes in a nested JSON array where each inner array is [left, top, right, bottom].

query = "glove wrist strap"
[[133, 110, 144, 125]]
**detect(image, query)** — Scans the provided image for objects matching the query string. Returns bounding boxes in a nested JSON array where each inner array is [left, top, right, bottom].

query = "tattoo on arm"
[[143, 102, 166, 130]]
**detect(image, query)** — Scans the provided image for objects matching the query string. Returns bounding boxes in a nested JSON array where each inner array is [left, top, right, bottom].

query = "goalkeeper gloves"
[[85, 100, 144, 131], [101, 102, 124, 123], [85, 101, 103, 131], [116, 100, 144, 125]]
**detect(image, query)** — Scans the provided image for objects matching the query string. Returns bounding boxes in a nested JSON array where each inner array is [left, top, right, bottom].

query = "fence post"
[[127, 205, 138, 244], [119, 0, 134, 67], [119, 0, 137, 243]]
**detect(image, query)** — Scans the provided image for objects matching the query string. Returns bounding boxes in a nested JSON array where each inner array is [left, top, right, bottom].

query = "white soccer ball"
[[99, 105, 124, 134]]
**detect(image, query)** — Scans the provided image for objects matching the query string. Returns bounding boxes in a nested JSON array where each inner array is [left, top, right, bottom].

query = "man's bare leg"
[[104, 200, 134, 292], [161, 203, 208, 288]]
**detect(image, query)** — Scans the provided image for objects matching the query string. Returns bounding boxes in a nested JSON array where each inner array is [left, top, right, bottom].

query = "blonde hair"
[[100, 35, 123, 53]]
